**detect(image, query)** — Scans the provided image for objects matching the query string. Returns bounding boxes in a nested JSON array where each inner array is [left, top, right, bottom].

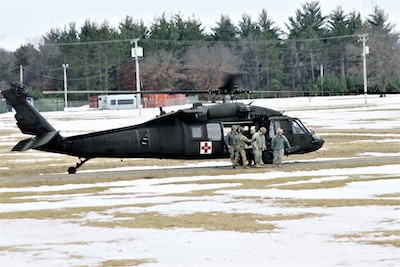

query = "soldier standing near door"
[[252, 127, 267, 168], [224, 125, 238, 165], [233, 128, 252, 169], [271, 128, 291, 167]]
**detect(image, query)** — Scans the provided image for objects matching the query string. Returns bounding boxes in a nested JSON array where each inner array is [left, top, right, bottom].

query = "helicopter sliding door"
[[269, 117, 293, 143], [182, 122, 225, 158]]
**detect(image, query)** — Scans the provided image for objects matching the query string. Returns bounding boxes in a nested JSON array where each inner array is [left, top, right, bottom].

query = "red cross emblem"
[[200, 141, 212, 154]]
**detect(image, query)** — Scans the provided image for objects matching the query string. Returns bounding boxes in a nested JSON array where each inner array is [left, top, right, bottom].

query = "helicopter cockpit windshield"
[[291, 119, 309, 134]]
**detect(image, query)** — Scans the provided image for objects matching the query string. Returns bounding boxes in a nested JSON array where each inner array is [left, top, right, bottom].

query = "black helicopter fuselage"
[[2, 84, 324, 173], [35, 103, 277, 159]]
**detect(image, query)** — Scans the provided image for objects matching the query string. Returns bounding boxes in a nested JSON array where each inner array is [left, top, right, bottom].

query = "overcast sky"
[[1, 0, 399, 52]]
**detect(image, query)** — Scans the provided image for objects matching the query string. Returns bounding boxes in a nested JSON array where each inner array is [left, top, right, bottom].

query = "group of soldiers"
[[224, 125, 267, 169], [225, 125, 291, 169]]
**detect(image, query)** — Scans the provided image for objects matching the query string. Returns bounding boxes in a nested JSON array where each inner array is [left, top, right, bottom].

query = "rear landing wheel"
[[67, 157, 91, 174], [68, 167, 77, 174]]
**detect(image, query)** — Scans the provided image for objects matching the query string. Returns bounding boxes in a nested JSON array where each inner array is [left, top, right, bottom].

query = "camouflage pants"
[[228, 147, 236, 163], [233, 148, 248, 167], [253, 148, 263, 165], [273, 149, 285, 165]]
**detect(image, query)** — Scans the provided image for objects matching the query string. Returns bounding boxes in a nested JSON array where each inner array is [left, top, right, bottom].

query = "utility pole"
[[20, 65, 24, 84], [359, 34, 369, 104], [320, 64, 324, 96], [131, 38, 143, 116], [63, 63, 69, 109]]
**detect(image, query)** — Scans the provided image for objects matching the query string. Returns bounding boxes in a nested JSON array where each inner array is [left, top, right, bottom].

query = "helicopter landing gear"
[[262, 151, 274, 164], [68, 158, 91, 174]]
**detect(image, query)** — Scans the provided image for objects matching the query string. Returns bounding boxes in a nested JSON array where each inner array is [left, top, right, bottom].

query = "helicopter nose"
[[312, 134, 324, 149]]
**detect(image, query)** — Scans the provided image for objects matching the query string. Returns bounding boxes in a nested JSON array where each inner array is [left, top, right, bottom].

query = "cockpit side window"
[[292, 119, 309, 134], [206, 123, 222, 141]]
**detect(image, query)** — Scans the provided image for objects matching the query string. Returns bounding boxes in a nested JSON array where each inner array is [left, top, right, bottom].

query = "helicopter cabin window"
[[111, 100, 116, 105], [292, 119, 308, 134], [191, 126, 202, 139], [206, 123, 222, 141]]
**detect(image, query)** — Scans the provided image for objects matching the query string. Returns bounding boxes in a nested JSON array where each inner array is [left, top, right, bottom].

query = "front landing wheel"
[[262, 151, 274, 164]]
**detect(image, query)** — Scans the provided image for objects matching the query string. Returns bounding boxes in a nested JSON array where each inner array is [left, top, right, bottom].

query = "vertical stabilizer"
[[1, 83, 56, 135]]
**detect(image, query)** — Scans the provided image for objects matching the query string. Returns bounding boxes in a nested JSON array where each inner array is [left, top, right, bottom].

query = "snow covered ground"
[[1, 94, 399, 266]]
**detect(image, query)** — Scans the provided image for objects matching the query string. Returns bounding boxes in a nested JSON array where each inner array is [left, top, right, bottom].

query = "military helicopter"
[[1, 79, 324, 174]]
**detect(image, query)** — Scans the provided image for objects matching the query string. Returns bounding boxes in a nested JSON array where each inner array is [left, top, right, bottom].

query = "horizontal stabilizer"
[[12, 131, 60, 152]]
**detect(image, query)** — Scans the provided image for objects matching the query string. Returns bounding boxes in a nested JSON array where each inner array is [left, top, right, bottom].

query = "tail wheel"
[[68, 167, 77, 174], [67, 157, 91, 174]]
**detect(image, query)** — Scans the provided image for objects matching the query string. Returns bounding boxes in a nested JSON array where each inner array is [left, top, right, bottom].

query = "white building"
[[98, 94, 139, 110]]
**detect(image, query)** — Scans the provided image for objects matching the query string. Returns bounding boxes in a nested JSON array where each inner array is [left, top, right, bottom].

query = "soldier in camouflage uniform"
[[252, 127, 267, 168], [224, 125, 238, 164], [233, 128, 252, 169]]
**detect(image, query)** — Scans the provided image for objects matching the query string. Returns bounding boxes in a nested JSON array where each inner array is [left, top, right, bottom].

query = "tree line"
[[0, 1, 399, 101]]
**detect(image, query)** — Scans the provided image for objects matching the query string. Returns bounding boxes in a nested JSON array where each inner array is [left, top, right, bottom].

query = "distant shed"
[[98, 94, 139, 110]]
